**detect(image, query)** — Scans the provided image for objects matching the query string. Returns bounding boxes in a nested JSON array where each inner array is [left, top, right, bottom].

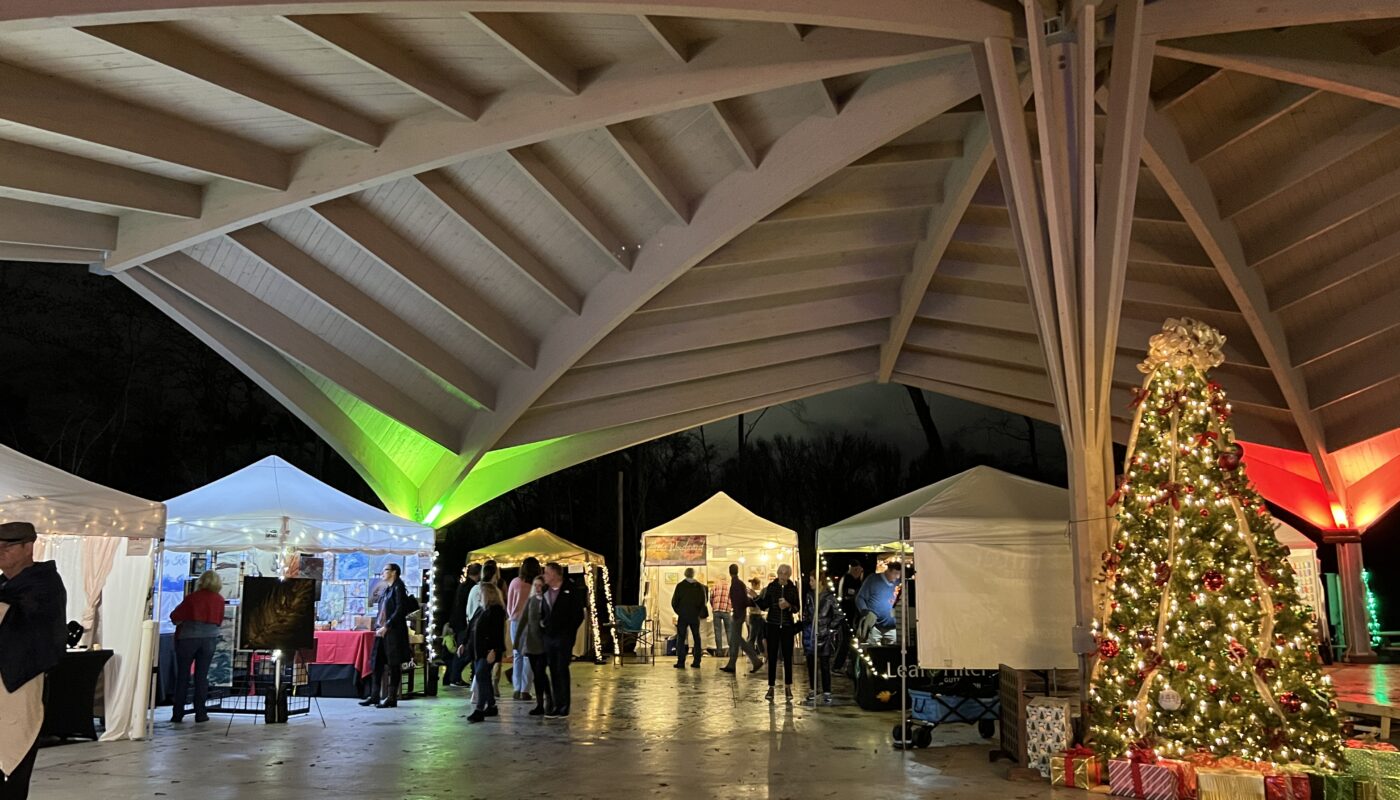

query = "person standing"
[[756, 564, 800, 704], [467, 583, 507, 723], [506, 557, 539, 701], [521, 576, 551, 716], [541, 562, 585, 719], [0, 521, 66, 800], [708, 580, 731, 659], [832, 561, 864, 671], [855, 562, 902, 646], [447, 563, 480, 687], [466, 560, 499, 707], [168, 570, 227, 723], [746, 577, 766, 656], [670, 567, 708, 669], [361, 563, 411, 709], [720, 563, 762, 674], [803, 572, 839, 704]]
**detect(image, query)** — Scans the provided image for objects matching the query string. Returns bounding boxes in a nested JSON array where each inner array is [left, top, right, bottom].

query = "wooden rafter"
[[1273, 227, 1400, 311], [417, 57, 982, 508], [466, 12, 579, 95], [1248, 164, 1400, 270], [227, 224, 498, 410], [105, 25, 942, 271], [508, 146, 632, 270], [877, 117, 994, 381], [649, 255, 907, 310], [0, 197, 116, 251], [1138, 102, 1347, 499], [0, 139, 202, 218], [601, 124, 691, 224], [709, 101, 760, 170], [1158, 29, 1400, 110], [285, 14, 481, 120], [636, 15, 689, 63], [142, 252, 462, 449], [1143, 0, 1400, 39], [313, 196, 539, 368], [0, 244, 105, 263], [415, 170, 584, 314], [80, 22, 384, 146], [0, 60, 289, 189], [117, 266, 421, 515]]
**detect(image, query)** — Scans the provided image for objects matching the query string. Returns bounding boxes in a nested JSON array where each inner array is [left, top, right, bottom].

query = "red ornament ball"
[[1208, 684, 1221, 695], [1229, 693, 1242, 704], [1203, 570, 1226, 591], [1279, 692, 1302, 713], [1136, 629, 1156, 651], [1200, 507, 1210, 518], [1227, 639, 1249, 662], [1154, 562, 1172, 586], [1098, 639, 1121, 659], [1218, 451, 1241, 471], [1175, 662, 1188, 673]]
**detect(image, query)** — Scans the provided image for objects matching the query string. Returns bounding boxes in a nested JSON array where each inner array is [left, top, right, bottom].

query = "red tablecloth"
[[313, 630, 376, 677]]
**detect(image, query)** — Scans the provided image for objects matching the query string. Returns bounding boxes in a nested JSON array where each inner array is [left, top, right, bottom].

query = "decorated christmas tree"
[[1087, 318, 1344, 768]]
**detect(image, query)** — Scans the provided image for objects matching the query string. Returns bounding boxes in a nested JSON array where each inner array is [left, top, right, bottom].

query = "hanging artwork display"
[[209, 605, 238, 687], [335, 552, 369, 581], [239, 577, 316, 651], [644, 535, 708, 566]]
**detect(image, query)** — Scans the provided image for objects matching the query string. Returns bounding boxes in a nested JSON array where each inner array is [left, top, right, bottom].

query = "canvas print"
[[246, 549, 281, 579], [239, 577, 316, 651], [644, 535, 708, 566], [209, 605, 238, 687], [159, 551, 190, 634], [345, 597, 367, 615], [336, 552, 369, 581], [316, 583, 347, 623], [288, 554, 324, 581]]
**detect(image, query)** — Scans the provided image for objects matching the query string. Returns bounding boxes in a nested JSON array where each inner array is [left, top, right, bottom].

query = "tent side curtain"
[[0, 445, 165, 539]]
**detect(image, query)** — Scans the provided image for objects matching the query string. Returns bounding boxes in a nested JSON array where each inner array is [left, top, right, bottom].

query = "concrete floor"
[[34, 663, 1082, 799]]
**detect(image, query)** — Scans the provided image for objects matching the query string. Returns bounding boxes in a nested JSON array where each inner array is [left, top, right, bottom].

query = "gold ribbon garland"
[[1134, 404, 1183, 736]]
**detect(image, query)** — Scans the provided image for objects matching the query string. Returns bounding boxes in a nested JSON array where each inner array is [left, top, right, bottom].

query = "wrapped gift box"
[[1346, 747, 1400, 800], [1199, 768, 1265, 800], [1264, 774, 1311, 800], [1053, 746, 1106, 789], [1025, 696, 1074, 775], [1305, 773, 1355, 800], [1109, 756, 1195, 800]]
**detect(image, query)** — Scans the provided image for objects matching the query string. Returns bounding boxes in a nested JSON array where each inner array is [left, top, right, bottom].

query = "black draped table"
[[42, 649, 113, 741]]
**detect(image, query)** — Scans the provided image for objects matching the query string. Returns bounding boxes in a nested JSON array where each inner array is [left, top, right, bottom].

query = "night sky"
[[3, 260, 1397, 631]]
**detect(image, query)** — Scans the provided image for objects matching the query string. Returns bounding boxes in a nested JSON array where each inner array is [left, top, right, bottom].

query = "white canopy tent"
[[818, 467, 1076, 688], [161, 456, 435, 635], [0, 444, 166, 742], [1274, 520, 1325, 623], [640, 492, 798, 650]]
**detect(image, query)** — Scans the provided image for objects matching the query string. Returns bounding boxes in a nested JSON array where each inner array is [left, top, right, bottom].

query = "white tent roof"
[[164, 456, 432, 554], [469, 528, 605, 568], [641, 491, 797, 549], [0, 443, 165, 539], [817, 466, 1070, 551], [1274, 520, 1317, 552]]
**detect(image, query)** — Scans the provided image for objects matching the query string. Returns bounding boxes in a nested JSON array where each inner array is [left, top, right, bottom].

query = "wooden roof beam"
[[0, 244, 104, 263], [601, 124, 690, 224], [1144, 0, 1400, 39], [709, 101, 760, 170], [1158, 29, 1400, 110], [539, 321, 886, 409], [503, 349, 875, 447], [762, 185, 942, 224], [1290, 284, 1400, 367], [646, 255, 907, 311], [1248, 163, 1400, 270], [895, 372, 1067, 428], [508, 146, 633, 270], [878, 117, 995, 381], [1308, 342, 1400, 411], [81, 22, 384, 146], [0, 139, 202, 218], [1272, 227, 1400, 311], [0, 60, 289, 189], [1139, 100, 1347, 501], [0, 197, 116, 251], [1153, 63, 1219, 110], [1220, 104, 1400, 219], [465, 12, 579, 95], [227, 224, 498, 410], [105, 25, 948, 270], [117, 265, 421, 514], [636, 15, 689, 63], [1189, 84, 1316, 163], [142, 252, 462, 449], [285, 14, 481, 120], [415, 170, 583, 314], [313, 196, 538, 368]]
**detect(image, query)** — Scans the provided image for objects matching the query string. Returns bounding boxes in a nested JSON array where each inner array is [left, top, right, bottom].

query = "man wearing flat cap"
[[0, 521, 66, 800]]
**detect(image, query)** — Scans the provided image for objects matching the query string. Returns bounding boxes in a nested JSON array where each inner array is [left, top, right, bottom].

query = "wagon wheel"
[[978, 719, 996, 739]]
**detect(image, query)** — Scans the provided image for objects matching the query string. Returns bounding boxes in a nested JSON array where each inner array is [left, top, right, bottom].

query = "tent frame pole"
[[900, 515, 910, 755]]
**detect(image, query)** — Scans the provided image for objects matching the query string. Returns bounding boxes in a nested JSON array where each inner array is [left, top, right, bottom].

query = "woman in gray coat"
[[521, 576, 551, 716]]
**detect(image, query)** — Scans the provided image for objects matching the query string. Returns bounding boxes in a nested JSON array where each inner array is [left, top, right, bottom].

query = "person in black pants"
[[361, 563, 411, 709], [670, 567, 708, 669], [803, 572, 839, 704], [832, 561, 864, 672], [541, 562, 585, 719], [447, 564, 480, 687], [521, 576, 552, 715], [756, 563, 801, 704], [466, 583, 507, 723]]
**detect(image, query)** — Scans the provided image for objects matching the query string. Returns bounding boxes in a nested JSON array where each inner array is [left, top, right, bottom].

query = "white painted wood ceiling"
[[2, 1, 1397, 517]]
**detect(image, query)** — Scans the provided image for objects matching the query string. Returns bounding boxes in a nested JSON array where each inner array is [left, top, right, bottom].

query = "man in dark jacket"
[[361, 563, 411, 709], [446, 563, 479, 687], [721, 563, 762, 673], [0, 521, 66, 800], [541, 562, 585, 719], [670, 567, 708, 669], [832, 561, 865, 671]]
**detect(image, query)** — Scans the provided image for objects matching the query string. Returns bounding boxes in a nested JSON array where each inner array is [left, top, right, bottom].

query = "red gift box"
[[1109, 749, 1197, 800], [1265, 775, 1311, 800]]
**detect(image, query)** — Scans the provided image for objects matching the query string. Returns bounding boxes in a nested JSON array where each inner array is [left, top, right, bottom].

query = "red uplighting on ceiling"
[[1240, 430, 1400, 532]]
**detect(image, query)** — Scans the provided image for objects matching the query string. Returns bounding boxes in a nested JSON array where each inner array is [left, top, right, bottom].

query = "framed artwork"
[[644, 535, 708, 566], [336, 552, 369, 581], [239, 577, 316, 651], [316, 583, 347, 623], [209, 606, 238, 687]]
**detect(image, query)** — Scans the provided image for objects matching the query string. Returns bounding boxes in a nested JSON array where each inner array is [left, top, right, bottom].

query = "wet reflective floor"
[[34, 663, 1077, 799]]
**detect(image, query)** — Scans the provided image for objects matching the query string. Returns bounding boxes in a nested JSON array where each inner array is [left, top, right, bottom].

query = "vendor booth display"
[[0, 443, 166, 742], [817, 466, 1075, 747], [468, 528, 615, 661], [640, 492, 798, 653], [159, 456, 435, 703]]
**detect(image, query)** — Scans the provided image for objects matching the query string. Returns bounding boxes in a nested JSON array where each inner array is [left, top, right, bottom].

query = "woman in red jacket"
[[169, 570, 226, 723]]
